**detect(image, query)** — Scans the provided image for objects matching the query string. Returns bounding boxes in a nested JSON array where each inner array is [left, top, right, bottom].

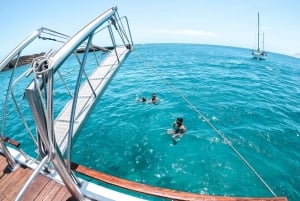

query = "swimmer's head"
[[176, 117, 183, 125]]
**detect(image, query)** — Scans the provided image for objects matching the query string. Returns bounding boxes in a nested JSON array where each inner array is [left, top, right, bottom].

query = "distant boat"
[[252, 12, 267, 60]]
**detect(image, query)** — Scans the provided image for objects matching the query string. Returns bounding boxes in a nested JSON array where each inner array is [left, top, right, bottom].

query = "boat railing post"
[[108, 21, 119, 63], [114, 12, 133, 49], [74, 51, 97, 98], [0, 140, 19, 170], [122, 16, 134, 49], [0, 53, 23, 170], [66, 33, 95, 172], [25, 67, 85, 200]]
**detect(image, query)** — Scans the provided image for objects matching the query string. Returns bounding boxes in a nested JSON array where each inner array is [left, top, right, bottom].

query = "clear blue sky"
[[1, 0, 300, 59]]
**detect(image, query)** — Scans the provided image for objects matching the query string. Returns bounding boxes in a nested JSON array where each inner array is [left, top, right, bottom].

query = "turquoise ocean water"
[[1, 44, 299, 200]]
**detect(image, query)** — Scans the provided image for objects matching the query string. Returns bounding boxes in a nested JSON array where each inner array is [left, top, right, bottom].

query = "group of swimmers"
[[136, 93, 159, 104], [136, 93, 186, 144]]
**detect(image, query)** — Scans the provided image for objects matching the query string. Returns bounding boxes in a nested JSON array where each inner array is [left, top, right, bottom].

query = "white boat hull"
[[252, 51, 267, 60]]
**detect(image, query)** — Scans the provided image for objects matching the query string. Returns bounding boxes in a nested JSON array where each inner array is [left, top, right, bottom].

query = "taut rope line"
[[133, 51, 277, 197]]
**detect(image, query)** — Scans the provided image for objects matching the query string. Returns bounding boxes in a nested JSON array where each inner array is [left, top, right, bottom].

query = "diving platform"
[[54, 46, 130, 154]]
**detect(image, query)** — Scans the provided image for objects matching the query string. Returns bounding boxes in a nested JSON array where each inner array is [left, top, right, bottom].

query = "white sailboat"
[[252, 12, 267, 60]]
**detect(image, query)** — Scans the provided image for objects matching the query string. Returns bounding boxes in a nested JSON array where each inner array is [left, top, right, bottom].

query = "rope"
[[133, 51, 277, 197]]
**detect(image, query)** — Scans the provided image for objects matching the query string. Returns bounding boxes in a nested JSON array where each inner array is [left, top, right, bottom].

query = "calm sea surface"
[[1, 44, 299, 200]]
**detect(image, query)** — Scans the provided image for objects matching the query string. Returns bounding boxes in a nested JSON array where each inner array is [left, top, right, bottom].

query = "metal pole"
[[66, 34, 94, 172]]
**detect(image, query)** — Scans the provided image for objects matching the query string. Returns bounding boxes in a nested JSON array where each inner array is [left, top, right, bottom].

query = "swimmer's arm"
[[172, 133, 183, 138]]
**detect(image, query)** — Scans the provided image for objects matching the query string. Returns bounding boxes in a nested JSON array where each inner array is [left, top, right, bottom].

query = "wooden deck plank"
[[34, 179, 57, 200], [61, 192, 75, 201], [0, 156, 8, 170], [4, 166, 32, 199], [0, 166, 30, 197], [3, 166, 28, 189], [41, 182, 63, 201], [0, 154, 73, 201], [0, 195, 10, 201], [52, 186, 72, 201], [0, 163, 28, 199], [21, 174, 50, 200], [0, 167, 13, 187]]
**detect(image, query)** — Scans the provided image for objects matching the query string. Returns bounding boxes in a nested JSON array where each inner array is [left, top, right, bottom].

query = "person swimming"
[[137, 97, 147, 102], [167, 117, 186, 144], [150, 93, 159, 104], [172, 117, 186, 136]]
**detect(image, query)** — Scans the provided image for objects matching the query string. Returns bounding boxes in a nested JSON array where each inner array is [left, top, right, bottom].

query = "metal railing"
[[1, 6, 133, 201]]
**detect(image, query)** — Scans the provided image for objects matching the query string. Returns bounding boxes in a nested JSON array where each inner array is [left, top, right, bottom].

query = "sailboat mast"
[[262, 32, 264, 51], [257, 12, 260, 51]]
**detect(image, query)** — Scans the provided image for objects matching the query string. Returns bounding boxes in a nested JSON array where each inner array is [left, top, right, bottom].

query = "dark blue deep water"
[[1, 44, 299, 200]]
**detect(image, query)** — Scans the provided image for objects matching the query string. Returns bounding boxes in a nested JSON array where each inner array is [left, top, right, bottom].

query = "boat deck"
[[0, 154, 73, 201], [54, 46, 130, 154], [0, 153, 288, 201]]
